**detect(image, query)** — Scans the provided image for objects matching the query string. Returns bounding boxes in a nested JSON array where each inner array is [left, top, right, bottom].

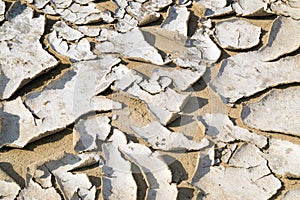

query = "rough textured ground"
[[0, 0, 300, 199]]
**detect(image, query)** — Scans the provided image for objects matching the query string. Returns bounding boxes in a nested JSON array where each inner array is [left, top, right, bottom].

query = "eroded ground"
[[0, 0, 300, 199]]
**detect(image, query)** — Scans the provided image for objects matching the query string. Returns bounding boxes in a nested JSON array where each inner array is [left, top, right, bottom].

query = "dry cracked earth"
[[0, 0, 300, 199]]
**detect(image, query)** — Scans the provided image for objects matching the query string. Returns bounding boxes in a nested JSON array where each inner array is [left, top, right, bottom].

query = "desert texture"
[[0, 0, 300, 199]]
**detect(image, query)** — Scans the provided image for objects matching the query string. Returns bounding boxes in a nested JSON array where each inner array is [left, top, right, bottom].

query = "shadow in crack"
[[192, 153, 212, 183], [161, 155, 188, 184], [24, 127, 72, 151], [169, 115, 195, 127], [6, 1, 26, 21], [182, 97, 208, 114], [0, 68, 11, 100], [88, 175, 102, 200], [0, 162, 25, 188], [131, 163, 147, 200], [0, 107, 20, 148], [177, 187, 195, 200]]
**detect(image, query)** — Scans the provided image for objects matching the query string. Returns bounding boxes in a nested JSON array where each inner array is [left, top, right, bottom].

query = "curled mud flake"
[[138, 76, 171, 94], [161, 6, 190, 37], [55, 2, 113, 25], [50, 0, 72, 9], [120, 142, 178, 199], [267, 0, 300, 20], [259, 16, 300, 62], [115, 14, 138, 33], [194, 0, 233, 17], [191, 28, 221, 64], [18, 178, 60, 200], [210, 53, 300, 104], [242, 87, 300, 136], [74, 0, 96, 4], [151, 68, 206, 91], [28, 153, 100, 200], [76, 26, 101, 37], [0, 97, 44, 148], [126, 1, 160, 26], [53, 21, 84, 41], [126, 83, 190, 125], [232, 0, 270, 16], [0, 57, 120, 148], [47, 30, 96, 61], [214, 19, 261, 50], [0, 180, 21, 200], [94, 28, 165, 65], [263, 138, 300, 178], [73, 116, 111, 152], [142, 28, 219, 69], [102, 129, 137, 200], [131, 121, 210, 151], [192, 144, 281, 200], [101, 63, 189, 125], [0, 2, 58, 100], [143, 0, 173, 12], [200, 113, 267, 148]]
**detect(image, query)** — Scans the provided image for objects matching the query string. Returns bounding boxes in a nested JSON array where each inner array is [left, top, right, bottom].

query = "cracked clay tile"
[[210, 53, 300, 104], [214, 18, 261, 50], [263, 138, 300, 178], [102, 129, 137, 200], [199, 113, 267, 148], [131, 121, 210, 151], [0, 1, 58, 100], [242, 87, 300, 136], [192, 144, 281, 200], [120, 142, 178, 199], [94, 28, 165, 65]]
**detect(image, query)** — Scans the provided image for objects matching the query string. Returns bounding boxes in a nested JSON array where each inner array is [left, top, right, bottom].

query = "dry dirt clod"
[[161, 6, 190, 37], [120, 142, 178, 199], [194, 0, 233, 17], [192, 144, 281, 200], [27, 153, 100, 200], [210, 53, 300, 104], [18, 178, 61, 200], [0, 56, 121, 148], [73, 115, 111, 153], [214, 19, 261, 50], [150, 67, 206, 91], [199, 113, 267, 148], [258, 16, 300, 62], [267, 0, 300, 20], [47, 30, 96, 62], [102, 129, 138, 200], [0, 1, 58, 100], [242, 87, 300, 136], [131, 121, 210, 151], [95, 28, 165, 65], [232, 0, 270, 17], [263, 138, 300, 178]]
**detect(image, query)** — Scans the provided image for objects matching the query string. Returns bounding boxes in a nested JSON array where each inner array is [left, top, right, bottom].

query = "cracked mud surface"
[[0, 0, 300, 199]]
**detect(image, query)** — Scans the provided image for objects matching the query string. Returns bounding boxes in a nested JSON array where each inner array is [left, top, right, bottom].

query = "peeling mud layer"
[[0, 0, 300, 199]]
